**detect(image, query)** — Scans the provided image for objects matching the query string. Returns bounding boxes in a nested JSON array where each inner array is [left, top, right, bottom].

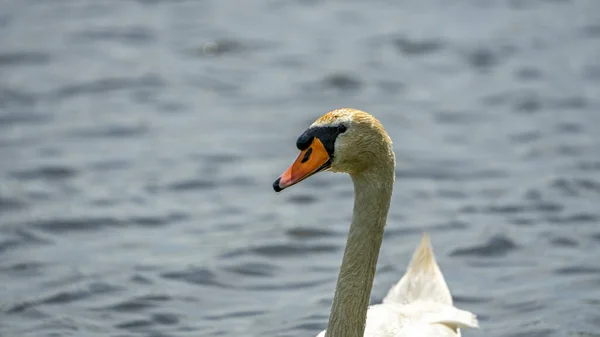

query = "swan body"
[[316, 234, 478, 337], [273, 108, 478, 337]]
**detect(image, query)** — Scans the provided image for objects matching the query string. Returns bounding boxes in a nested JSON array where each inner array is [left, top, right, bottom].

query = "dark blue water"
[[1, 0, 600, 336]]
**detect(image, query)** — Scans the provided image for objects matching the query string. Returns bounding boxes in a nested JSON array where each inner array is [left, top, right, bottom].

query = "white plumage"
[[316, 234, 478, 337]]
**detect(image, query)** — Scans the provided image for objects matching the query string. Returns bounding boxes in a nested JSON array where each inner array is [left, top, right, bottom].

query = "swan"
[[273, 108, 478, 337]]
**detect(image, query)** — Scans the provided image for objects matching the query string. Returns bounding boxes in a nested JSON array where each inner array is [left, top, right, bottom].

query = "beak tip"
[[273, 177, 284, 192]]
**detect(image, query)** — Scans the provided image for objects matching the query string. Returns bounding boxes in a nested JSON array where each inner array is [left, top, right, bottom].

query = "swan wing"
[[383, 233, 453, 306], [399, 301, 479, 330]]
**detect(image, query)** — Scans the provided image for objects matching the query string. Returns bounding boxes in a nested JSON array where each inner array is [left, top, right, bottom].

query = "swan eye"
[[338, 124, 347, 133]]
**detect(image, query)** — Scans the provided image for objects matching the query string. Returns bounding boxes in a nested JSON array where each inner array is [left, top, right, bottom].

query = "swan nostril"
[[301, 147, 313, 163]]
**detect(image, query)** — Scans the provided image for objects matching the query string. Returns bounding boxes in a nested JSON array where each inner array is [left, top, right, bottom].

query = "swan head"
[[273, 108, 395, 192]]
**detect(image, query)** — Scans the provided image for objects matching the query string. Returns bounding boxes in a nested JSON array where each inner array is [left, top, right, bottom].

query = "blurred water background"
[[1, 0, 600, 336]]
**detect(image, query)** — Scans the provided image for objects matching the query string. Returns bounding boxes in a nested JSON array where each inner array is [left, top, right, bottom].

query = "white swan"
[[273, 108, 478, 337]]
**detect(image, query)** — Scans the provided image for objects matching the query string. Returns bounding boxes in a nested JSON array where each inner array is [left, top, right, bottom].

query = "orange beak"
[[273, 138, 331, 192]]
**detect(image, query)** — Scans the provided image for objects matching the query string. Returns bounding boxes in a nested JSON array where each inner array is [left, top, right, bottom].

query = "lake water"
[[1, 0, 600, 336]]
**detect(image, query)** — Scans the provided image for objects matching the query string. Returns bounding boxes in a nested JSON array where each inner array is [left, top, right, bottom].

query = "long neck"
[[325, 167, 395, 337]]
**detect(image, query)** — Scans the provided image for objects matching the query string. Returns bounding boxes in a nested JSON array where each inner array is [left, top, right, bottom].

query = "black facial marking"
[[274, 125, 343, 193], [296, 133, 313, 151], [295, 126, 343, 157], [301, 147, 313, 163]]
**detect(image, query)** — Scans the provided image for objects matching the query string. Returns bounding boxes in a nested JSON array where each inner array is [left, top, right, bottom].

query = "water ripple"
[[130, 212, 189, 227], [0, 111, 53, 127], [31, 217, 123, 233], [67, 124, 149, 139], [393, 36, 444, 56], [0, 52, 51, 67], [96, 294, 172, 313], [554, 266, 600, 276], [71, 26, 156, 44], [549, 236, 579, 248], [451, 235, 518, 257], [168, 179, 216, 192], [0, 228, 52, 253], [397, 166, 506, 181], [161, 267, 228, 288], [7, 282, 120, 314], [151, 312, 180, 325], [0, 87, 37, 108], [286, 194, 319, 205], [546, 213, 598, 225], [114, 319, 153, 329], [0, 196, 27, 213], [204, 309, 265, 321], [223, 262, 278, 277], [285, 227, 337, 239], [319, 73, 363, 92], [502, 299, 546, 314], [249, 243, 339, 257], [464, 46, 508, 70], [51, 74, 164, 100], [11, 166, 77, 180]]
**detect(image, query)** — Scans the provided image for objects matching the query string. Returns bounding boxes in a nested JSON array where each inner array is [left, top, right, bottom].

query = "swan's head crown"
[[312, 108, 394, 174], [274, 108, 395, 191]]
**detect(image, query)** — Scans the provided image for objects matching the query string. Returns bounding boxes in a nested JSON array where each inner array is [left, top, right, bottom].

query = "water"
[[1, 0, 600, 336]]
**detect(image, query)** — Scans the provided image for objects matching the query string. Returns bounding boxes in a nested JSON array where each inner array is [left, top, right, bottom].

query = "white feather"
[[316, 234, 478, 337]]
